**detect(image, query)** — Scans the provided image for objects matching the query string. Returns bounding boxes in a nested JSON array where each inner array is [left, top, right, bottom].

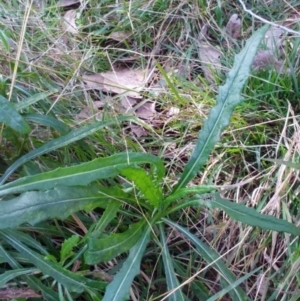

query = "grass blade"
[[25, 113, 70, 135], [0, 115, 133, 185], [174, 25, 268, 191], [264, 158, 300, 169], [0, 268, 38, 287], [0, 244, 59, 301], [159, 223, 185, 301], [207, 267, 261, 301], [15, 91, 57, 111], [0, 153, 164, 196], [103, 228, 150, 301], [163, 218, 248, 301]]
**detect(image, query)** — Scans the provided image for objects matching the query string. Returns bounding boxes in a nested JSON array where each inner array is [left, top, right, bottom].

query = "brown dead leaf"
[[255, 273, 268, 296], [63, 10, 79, 34], [76, 101, 102, 120], [109, 31, 131, 42], [58, 0, 80, 7], [83, 69, 148, 98], [135, 101, 156, 120], [121, 96, 137, 113], [198, 44, 222, 83], [0, 288, 41, 299], [225, 14, 241, 39], [82, 74, 105, 90], [264, 26, 285, 52], [130, 124, 148, 137], [252, 50, 285, 72]]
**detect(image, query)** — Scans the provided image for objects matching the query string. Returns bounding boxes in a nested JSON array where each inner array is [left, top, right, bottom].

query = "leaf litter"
[[67, 8, 294, 138], [82, 69, 149, 99], [58, 0, 80, 7], [198, 14, 290, 81], [63, 10, 79, 34], [225, 14, 241, 39]]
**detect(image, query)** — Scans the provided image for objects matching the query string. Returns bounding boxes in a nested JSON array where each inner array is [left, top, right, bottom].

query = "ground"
[[0, 1, 300, 300]]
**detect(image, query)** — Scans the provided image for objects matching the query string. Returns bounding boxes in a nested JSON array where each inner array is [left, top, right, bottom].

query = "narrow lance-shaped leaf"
[[0, 95, 30, 134], [174, 25, 268, 192], [103, 228, 150, 301], [0, 184, 131, 229], [0, 115, 134, 185], [85, 220, 146, 264], [0, 153, 164, 196], [200, 193, 300, 235]]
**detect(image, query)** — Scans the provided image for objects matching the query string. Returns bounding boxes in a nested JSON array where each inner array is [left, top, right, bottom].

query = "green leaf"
[[0, 229, 106, 293], [89, 201, 121, 239], [0, 30, 11, 52], [164, 186, 216, 206], [0, 153, 164, 196], [163, 218, 248, 301], [0, 268, 38, 287], [0, 244, 59, 301], [173, 261, 210, 299], [86, 220, 146, 264], [159, 224, 185, 301], [201, 193, 300, 235], [60, 235, 80, 263], [156, 62, 182, 101], [5, 229, 49, 255], [0, 95, 30, 134], [207, 267, 261, 301], [25, 113, 70, 135], [120, 166, 163, 208], [15, 91, 58, 111], [0, 184, 128, 228], [103, 228, 150, 301], [174, 25, 268, 191], [0, 115, 134, 185]]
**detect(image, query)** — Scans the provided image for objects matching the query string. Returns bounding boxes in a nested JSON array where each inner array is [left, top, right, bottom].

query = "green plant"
[[1, 24, 300, 301]]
